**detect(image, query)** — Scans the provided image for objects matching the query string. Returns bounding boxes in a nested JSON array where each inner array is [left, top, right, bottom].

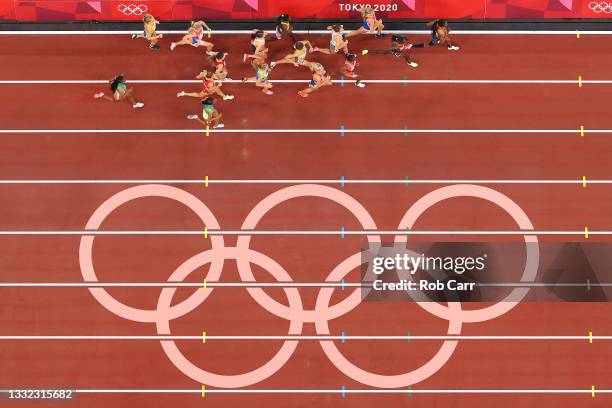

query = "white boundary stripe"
[[1, 79, 610, 84], [0, 388, 607, 394], [0, 335, 609, 341], [0, 179, 605, 184], [1, 29, 612, 35], [0, 282, 610, 288], [0, 230, 599, 235], [0, 129, 606, 134]]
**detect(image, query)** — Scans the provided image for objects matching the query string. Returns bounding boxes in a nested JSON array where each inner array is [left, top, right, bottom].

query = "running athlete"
[[187, 97, 224, 128], [273, 14, 297, 42], [176, 69, 234, 100], [208, 51, 230, 82], [249, 29, 268, 55], [170, 21, 213, 51], [313, 24, 349, 55], [341, 53, 365, 88], [346, 6, 384, 38], [242, 62, 274, 95], [271, 40, 314, 68], [243, 46, 268, 67], [297, 62, 332, 97], [361, 34, 418, 67], [94, 75, 144, 108], [131, 14, 162, 50], [412, 19, 459, 50]]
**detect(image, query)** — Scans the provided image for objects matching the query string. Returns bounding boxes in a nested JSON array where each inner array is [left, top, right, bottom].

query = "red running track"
[[0, 32, 611, 407]]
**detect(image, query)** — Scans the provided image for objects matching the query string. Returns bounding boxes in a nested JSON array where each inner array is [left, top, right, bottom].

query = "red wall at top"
[[0, 0, 608, 21]]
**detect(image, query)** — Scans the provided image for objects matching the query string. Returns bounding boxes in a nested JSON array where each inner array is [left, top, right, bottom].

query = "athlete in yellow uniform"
[[131, 14, 163, 50], [187, 97, 223, 128]]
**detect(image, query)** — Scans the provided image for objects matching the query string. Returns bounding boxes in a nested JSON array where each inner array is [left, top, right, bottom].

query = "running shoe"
[[243, 53, 248, 62], [407, 61, 419, 68], [149, 44, 161, 51], [93, 92, 104, 98], [297, 90, 309, 98], [170, 43, 176, 50], [448, 45, 460, 51], [187, 115, 198, 120], [263, 89, 274, 95], [133, 102, 144, 108], [222, 95, 235, 100], [177, 91, 186, 97], [355, 80, 365, 88], [361, 49, 369, 55], [213, 123, 225, 128], [131, 34, 137, 39]]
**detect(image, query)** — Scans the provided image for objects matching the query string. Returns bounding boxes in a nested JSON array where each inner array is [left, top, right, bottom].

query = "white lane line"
[[0, 335, 608, 341], [0, 388, 607, 394], [0, 79, 608, 84], [0, 30, 611, 35], [0, 179, 604, 184], [0, 129, 604, 134], [0, 230, 597, 235]]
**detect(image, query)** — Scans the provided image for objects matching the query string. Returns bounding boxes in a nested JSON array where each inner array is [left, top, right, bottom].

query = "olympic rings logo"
[[79, 183, 539, 388], [117, 4, 148, 16], [588, 2, 612, 13]]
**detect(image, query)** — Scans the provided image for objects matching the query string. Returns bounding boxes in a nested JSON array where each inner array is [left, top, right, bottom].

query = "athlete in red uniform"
[[176, 69, 234, 100]]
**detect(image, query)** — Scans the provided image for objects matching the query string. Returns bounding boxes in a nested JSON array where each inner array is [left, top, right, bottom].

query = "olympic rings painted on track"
[[117, 4, 148, 16], [79, 183, 538, 388], [588, 2, 612, 13]]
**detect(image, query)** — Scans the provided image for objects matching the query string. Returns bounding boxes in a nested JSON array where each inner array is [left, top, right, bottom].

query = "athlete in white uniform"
[[313, 25, 349, 55]]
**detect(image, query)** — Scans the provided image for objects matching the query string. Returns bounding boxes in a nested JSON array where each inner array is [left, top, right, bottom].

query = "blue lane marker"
[[341, 279, 345, 291], [341, 385, 346, 398], [340, 176, 345, 188], [340, 75, 345, 87], [341, 331, 346, 344], [341, 226, 345, 239], [340, 125, 345, 137]]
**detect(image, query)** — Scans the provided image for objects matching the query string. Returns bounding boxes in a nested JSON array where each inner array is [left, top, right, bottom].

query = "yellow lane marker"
[[205, 175, 209, 188], [580, 125, 585, 137], [202, 385, 206, 397], [202, 331, 206, 344], [591, 385, 596, 397], [584, 226, 589, 239], [204, 226, 208, 239], [582, 176, 587, 188], [578, 75, 583, 87], [589, 331, 593, 343]]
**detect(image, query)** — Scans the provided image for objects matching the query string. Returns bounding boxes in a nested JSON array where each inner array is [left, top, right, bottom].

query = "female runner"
[[176, 69, 234, 100], [94, 75, 144, 108], [131, 14, 162, 50], [271, 40, 314, 68], [187, 97, 224, 128], [170, 21, 213, 51], [346, 6, 384, 38], [297, 62, 332, 98]]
